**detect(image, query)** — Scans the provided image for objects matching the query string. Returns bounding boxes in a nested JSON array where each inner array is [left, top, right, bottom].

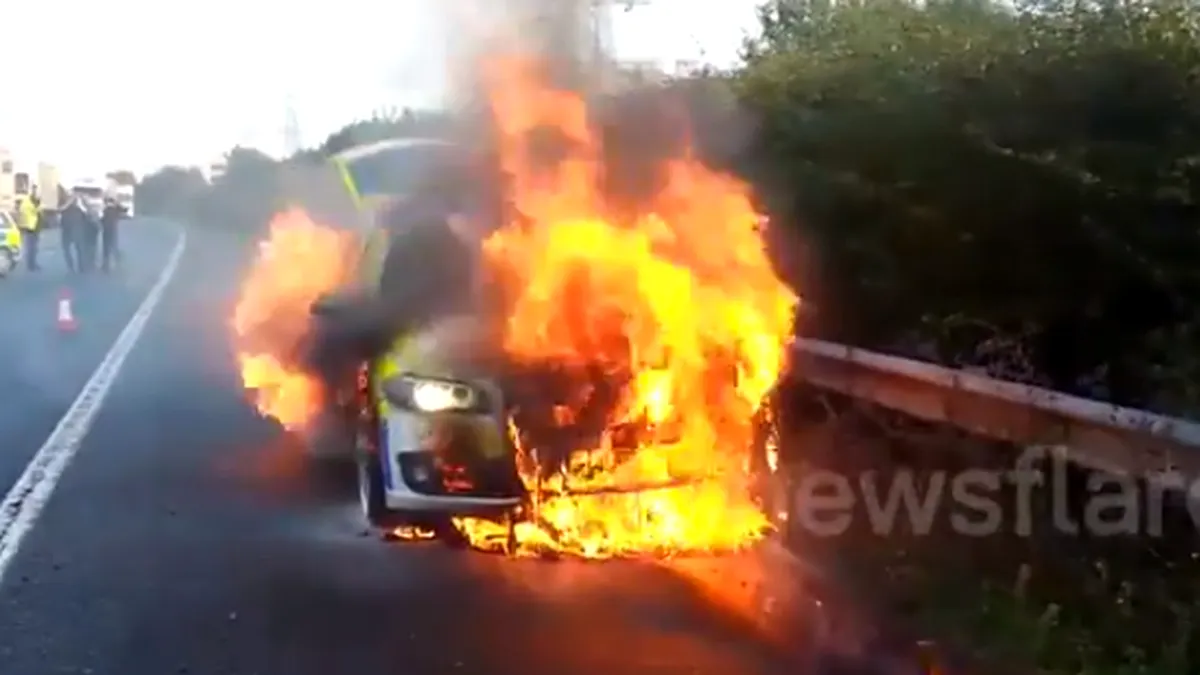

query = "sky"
[[2, 0, 760, 179]]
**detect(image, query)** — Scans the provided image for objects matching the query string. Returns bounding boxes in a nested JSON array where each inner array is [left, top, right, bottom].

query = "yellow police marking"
[[332, 158, 362, 211]]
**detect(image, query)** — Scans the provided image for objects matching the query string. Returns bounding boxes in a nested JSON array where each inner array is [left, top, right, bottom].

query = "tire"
[[503, 511, 518, 556], [357, 446, 393, 528], [431, 516, 470, 549], [0, 248, 13, 278]]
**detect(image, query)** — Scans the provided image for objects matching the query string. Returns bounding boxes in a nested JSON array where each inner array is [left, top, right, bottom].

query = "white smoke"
[[436, 0, 604, 104]]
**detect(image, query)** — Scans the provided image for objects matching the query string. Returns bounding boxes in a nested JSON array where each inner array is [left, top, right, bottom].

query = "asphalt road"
[[0, 221, 180, 497], [0, 225, 809, 675]]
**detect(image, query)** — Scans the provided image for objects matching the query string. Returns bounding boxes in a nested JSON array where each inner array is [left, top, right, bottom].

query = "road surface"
[[0, 221, 180, 500], [0, 224, 812, 675]]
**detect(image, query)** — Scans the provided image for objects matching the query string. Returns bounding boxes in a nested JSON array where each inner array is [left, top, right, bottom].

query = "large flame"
[[229, 56, 798, 560], [452, 58, 798, 557], [231, 208, 355, 431]]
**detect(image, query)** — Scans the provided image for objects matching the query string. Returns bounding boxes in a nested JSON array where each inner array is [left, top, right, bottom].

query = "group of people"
[[58, 196, 126, 274], [14, 190, 126, 273]]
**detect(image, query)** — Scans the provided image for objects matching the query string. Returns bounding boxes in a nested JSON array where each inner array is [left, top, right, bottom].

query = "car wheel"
[[431, 516, 470, 549], [503, 510, 518, 556], [356, 445, 392, 527], [0, 248, 13, 278]]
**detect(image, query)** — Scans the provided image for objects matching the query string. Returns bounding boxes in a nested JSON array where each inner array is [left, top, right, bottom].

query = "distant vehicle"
[[0, 211, 22, 277], [70, 181, 106, 218], [113, 184, 134, 217], [0, 153, 61, 216], [38, 163, 61, 210], [0, 148, 13, 214]]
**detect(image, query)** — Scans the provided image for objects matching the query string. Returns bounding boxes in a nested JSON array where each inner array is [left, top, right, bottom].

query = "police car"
[[0, 211, 22, 278], [302, 139, 525, 543]]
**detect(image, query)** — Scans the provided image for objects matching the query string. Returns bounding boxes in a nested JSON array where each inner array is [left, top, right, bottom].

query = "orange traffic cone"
[[57, 289, 77, 332]]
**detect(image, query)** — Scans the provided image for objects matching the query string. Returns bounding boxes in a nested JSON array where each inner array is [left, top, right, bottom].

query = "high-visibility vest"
[[15, 198, 37, 231]]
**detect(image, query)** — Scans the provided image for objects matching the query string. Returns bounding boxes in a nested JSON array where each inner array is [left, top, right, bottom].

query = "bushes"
[[740, 4, 1200, 672], [737, 0, 1200, 412]]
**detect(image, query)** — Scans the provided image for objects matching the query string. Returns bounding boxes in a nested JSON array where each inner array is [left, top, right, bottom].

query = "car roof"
[[332, 137, 456, 163]]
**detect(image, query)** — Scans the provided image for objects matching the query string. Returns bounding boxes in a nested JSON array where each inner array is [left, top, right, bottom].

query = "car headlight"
[[383, 375, 492, 413]]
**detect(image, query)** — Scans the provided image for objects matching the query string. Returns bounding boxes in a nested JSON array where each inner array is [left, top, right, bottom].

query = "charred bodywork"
[[301, 138, 524, 543]]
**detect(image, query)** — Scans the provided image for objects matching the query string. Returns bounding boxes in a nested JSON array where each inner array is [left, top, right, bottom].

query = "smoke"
[[439, 0, 602, 106], [428, 0, 798, 316], [434, 0, 751, 188]]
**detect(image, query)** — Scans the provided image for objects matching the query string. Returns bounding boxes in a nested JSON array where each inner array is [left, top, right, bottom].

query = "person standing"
[[58, 196, 86, 273], [79, 199, 101, 273], [100, 198, 125, 272], [14, 193, 40, 271]]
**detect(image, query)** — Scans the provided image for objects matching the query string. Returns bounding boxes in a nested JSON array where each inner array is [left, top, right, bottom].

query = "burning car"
[[306, 137, 528, 545], [232, 58, 798, 559]]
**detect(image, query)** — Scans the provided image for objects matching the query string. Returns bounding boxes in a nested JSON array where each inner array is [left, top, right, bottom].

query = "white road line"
[[0, 227, 188, 584]]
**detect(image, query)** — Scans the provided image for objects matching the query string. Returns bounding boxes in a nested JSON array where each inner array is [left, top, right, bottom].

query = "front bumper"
[[378, 410, 524, 514]]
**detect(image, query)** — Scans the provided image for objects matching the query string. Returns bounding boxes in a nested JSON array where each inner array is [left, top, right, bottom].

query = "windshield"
[[72, 186, 104, 199], [343, 142, 460, 199]]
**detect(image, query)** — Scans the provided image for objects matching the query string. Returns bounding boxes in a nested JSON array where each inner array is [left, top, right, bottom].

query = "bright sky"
[[3, 0, 760, 178]]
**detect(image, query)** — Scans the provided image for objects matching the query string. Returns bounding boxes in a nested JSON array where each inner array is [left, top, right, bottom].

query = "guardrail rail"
[[793, 338, 1200, 488], [662, 338, 1200, 671]]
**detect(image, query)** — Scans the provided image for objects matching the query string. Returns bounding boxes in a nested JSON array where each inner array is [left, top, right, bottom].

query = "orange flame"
[[227, 56, 798, 561], [231, 208, 354, 431], [451, 57, 798, 558]]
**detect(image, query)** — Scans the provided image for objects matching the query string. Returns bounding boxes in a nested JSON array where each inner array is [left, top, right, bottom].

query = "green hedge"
[[736, 0, 1200, 412]]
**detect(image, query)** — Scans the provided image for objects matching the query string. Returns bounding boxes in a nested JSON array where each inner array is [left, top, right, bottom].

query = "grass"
[[827, 529, 1197, 674], [778, 396, 1200, 674]]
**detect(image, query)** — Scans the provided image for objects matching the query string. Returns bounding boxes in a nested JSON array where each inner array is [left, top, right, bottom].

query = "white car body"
[[367, 317, 522, 516], [0, 212, 21, 277]]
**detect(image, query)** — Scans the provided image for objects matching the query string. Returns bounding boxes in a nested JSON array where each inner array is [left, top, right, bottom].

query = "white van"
[[70, 182, 105, 218]]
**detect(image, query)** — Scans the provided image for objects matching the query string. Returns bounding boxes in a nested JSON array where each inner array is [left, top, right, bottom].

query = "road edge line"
[[0, 226, 188, 584]]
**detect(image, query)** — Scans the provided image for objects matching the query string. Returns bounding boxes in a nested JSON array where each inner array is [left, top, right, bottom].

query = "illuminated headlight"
[[383, 375, 491, 413]]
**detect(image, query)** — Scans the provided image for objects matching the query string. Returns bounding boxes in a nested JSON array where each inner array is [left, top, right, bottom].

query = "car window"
[[344, 143, 458, 199]]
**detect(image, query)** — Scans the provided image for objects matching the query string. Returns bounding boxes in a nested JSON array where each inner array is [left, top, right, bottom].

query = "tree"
[[106, 170, 137, 186], [733, 0, 1200, 410], [135, 166, 207, 218]]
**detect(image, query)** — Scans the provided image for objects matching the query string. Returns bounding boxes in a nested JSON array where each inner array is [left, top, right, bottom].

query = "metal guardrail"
[[792, 338, 1200, 487], [664, 339, 1200, 670], [659, 336, 1200, 671]]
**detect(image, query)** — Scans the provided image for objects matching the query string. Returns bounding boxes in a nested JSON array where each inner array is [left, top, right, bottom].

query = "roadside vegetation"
[[736, 1, 1200, 671], [137, 1, 1200, 670]]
